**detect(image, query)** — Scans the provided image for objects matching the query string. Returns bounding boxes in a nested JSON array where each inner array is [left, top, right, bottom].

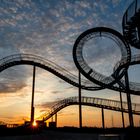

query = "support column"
[[125, 70, 134, 127], [120, 91, 125, 128], [79, 71, 82, 128], [55, 113, 57, 127], [51, 116, 53, 122], [111, 114, 114, 127], [31, 65, 36, 124], [102, 108, 105, 129]]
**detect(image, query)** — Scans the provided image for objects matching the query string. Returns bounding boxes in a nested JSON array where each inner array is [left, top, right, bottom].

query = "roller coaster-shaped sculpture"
[[0, 0, 140, 127]]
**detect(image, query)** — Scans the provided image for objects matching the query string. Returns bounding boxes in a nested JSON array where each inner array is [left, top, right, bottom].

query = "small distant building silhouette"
[[49, 122, 56, 128]]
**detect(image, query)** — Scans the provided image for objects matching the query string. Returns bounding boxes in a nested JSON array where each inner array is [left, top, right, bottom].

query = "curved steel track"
[[1, 54, 140, 94], [36, 96, 140, 121], [73, 27, 131, 88], [0, 54, 102, 91]]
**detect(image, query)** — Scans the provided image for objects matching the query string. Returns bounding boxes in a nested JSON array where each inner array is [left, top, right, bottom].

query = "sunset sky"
[[0, 0, 140, 128]]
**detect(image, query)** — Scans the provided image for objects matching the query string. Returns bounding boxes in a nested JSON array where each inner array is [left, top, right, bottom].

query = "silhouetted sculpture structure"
[[0, 0, 140, 129], [72, 0, 140, 128]]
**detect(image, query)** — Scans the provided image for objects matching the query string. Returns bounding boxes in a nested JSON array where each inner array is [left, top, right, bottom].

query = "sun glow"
[[32, 120, 37, 127]]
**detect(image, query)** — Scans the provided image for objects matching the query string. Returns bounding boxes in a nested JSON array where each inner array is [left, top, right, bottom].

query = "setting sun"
[[32, 120, 37, 127]]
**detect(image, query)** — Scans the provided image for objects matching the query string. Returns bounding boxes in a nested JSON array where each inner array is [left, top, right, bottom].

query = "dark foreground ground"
[[0, 127, 140, 140]]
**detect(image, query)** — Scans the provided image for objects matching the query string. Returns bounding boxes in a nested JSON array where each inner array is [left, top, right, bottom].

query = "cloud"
[[0, 81, 26, 93], [36, 101, 57, 110], [57, 111, 76, 116], [51, 91, 60, 94], [0, 65, 31, 94], [0, 0, 133, 94], [0, 115, 30, 124], [111, 0, 121, 7]]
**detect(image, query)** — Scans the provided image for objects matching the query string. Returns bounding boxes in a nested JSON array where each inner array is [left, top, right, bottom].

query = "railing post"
[[31, 65, 36, 125], [79, 71, 82, 128]]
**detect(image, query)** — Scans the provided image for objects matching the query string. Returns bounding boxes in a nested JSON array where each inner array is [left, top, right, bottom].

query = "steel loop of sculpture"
[[73, 27, 131, 89], [73, 0, 140, 94]]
